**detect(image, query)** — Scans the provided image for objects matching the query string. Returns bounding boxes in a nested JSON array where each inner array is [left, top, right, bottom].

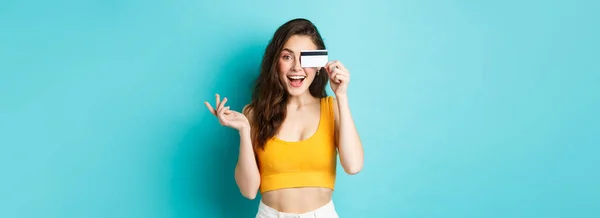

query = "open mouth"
[[287, 75, 306, 88]]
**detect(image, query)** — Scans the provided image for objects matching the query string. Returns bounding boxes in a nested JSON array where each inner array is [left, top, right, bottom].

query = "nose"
[[291, 57, 302, 72]]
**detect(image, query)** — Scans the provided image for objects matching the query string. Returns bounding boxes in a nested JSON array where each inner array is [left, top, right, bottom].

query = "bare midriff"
[[260, 187, 333, 213]]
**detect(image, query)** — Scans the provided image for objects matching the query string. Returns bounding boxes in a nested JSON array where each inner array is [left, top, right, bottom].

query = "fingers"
[[218, 97, 228, 111], [218, 106, 230, 117], [324, 61, 334, 74], [208, 93, 243, 127], [204, 101, 216, 115], [215, 94, 221, 109], [325, 61, 338, 73], [207, 93, 242, 121], [207, 94, 228, 117], [325, 61, 349, 83], [325, 60, 346, 74], [217, 106, 230, 125], [333, 73, 349, 84], [217, 97, 228, 116], [328, 62, 350, 84], [329, 69, 337, 81]]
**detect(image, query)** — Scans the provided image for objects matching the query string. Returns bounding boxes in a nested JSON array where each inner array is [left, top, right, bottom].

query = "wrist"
[[335, 92, 348, 99], [238, 125, 251, 136], [335, 94, 348, 103]]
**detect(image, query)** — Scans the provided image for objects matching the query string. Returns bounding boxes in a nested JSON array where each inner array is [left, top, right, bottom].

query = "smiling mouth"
[[287, 75, 306, 88]]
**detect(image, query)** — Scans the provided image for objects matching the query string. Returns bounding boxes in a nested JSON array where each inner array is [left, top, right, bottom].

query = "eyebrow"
[[281, 48, 295, 55]]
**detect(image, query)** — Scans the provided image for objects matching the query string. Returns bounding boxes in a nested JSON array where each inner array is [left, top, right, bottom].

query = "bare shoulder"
[[242, 104, 253, 121]]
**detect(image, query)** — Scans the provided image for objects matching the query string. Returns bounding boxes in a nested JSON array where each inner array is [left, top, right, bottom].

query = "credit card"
[[300, 50, 328, 68]]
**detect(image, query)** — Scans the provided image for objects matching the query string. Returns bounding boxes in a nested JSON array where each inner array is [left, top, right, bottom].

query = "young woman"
[[205, 18, 363, 218]]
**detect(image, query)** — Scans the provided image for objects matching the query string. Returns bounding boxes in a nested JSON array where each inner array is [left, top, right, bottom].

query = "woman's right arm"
[[204, 95, 260, 200], [234, 107, 261, 200]]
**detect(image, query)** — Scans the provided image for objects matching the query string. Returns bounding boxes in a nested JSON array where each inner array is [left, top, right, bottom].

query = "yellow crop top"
[[255, 96, 337, 193]]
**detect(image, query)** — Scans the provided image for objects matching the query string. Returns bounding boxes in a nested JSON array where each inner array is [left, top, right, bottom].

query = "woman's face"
[[278, 35, 320, 97]]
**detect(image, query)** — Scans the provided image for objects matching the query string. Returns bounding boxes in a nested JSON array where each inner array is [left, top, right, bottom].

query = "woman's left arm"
[[326, 60, 364, 175]]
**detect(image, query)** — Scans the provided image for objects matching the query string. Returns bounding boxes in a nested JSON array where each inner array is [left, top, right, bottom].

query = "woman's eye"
[[283, 55, 291, 60]]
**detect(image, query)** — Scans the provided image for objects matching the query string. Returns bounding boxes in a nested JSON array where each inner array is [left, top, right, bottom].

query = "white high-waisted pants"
[[255, 200, 339, 218]]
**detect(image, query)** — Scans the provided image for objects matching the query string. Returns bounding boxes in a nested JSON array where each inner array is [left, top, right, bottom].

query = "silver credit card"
[[300, 50, 328, 68]]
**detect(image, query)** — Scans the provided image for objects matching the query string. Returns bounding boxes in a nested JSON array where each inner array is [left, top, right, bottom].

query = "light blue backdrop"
[[1, 0, 598, 217]]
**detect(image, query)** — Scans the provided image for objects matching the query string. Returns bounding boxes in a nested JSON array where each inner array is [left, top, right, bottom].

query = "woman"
[[205, 18, 363, 218]]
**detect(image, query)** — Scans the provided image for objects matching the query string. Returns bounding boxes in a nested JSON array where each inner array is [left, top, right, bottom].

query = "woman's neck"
[[286, 92, 318, 108]]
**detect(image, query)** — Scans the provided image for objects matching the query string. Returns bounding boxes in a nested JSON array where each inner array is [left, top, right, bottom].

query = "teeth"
[[288, 76, 306, 79]]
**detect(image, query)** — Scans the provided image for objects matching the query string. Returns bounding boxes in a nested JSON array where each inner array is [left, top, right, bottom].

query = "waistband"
[[256, 200, 338, 218]]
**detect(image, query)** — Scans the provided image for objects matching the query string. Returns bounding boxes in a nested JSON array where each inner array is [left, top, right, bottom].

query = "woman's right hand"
[[204, 94, 250, 132]]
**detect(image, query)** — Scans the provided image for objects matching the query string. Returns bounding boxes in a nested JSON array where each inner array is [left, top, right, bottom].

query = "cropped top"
[[255, 96, 338, 193]]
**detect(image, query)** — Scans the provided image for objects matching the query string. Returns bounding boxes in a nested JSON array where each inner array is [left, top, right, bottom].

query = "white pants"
[[255, 200, 339, 218]]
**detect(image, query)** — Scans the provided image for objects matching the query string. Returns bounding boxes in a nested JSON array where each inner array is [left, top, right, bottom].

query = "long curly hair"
[[246, 18, 328, 150]]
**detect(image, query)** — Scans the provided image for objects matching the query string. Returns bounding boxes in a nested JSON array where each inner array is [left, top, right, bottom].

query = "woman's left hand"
[[325, 60, 350, 97]]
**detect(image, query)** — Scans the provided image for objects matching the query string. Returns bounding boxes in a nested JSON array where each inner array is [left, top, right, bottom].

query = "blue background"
[[1, 0, 599, 217]]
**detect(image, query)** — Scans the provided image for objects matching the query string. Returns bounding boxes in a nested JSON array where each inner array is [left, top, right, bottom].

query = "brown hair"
[[245, 18, 328, 150]]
